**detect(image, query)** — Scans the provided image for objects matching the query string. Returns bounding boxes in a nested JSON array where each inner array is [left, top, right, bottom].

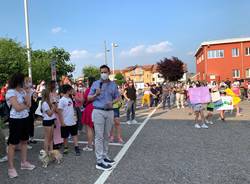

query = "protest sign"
[[215, 96, 233, 110], [188, 87, 211, 104]]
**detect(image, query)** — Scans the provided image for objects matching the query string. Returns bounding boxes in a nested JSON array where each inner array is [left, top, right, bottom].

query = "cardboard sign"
[[188, 87, 211, 104], [215, 96, 233, 110], [211, 91, 221, 102]]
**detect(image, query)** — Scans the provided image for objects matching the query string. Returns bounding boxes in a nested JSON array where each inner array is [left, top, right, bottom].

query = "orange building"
[[195, 37, 250, 82]]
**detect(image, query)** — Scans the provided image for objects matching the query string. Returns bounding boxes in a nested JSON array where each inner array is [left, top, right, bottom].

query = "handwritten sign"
[[188, 87, 211, 104], [215, 96, 233, 110]]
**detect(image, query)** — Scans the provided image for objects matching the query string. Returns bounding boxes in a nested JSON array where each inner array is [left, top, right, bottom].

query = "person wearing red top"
[[0, 83, 8, 103], [74, 84, 85, 132], [81, 77, 95, 151]]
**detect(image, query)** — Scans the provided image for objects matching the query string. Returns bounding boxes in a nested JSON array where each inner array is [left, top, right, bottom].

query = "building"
[[195, 37, 250, 82]]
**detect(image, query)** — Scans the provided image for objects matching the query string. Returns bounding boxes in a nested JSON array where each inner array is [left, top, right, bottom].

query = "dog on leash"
[[39, 149, 63, 168]]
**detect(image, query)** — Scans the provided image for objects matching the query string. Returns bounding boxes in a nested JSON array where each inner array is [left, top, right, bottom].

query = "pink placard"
[[188, 87, 211, 104]]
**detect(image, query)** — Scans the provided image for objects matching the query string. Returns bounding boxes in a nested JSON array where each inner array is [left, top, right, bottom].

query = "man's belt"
[[94, 107, 113, 111]]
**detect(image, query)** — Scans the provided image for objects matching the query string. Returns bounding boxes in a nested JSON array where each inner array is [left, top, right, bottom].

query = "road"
[[1, 101, 250, 184]]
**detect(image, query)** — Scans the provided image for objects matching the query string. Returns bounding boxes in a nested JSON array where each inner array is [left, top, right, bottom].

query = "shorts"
[[43, 119, 55, 127], [206, 107, 214, 112], [113, 108, 120, 118], [61, 124, 78, 139], [207, 103, 214, 112], [193, 104, 204, 112], [8, 117, 29, 145]]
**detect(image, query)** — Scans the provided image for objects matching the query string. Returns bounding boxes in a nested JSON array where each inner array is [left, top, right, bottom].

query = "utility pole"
[[24, 0, 32, 80]]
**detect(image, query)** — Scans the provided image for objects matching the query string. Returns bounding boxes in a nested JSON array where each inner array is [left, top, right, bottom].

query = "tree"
[[114, 73, 125, 86], [157, 57, 185, 82], [0, 38, 27, 86], [0, 38, 75, 86], [32, 47, 75, 84], [82, 65, 100, 80]]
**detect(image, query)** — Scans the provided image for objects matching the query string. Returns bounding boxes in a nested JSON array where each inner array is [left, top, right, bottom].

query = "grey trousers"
[[92, 109, 114, 163]]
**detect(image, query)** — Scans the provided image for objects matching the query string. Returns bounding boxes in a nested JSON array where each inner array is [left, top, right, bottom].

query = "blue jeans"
[[126, 100, 136, 121]]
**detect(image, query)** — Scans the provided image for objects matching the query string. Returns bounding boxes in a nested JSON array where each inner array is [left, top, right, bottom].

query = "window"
[[246, 47, 250, 56], [207, 50, 224, 59], [246, 69, 250, 78], [232, 69, 240, 78], [232, 48, 239, 57]]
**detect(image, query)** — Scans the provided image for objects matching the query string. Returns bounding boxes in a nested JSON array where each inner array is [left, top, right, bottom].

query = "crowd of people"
[[0, 65, 139, 178], [0, 65, 249, 178]]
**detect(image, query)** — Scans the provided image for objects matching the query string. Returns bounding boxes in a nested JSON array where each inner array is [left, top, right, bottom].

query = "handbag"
[[35, 100, 43, 117], [211, 91, 221, 102]]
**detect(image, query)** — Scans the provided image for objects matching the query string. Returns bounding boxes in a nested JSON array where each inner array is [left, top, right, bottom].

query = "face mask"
[[101, 73, 109, 80]]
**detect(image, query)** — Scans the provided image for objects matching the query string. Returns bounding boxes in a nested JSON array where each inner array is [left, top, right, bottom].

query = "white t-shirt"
[[42, 101, 56, 121], [58, 96, 76, 126], [5, 89, 29, 119]]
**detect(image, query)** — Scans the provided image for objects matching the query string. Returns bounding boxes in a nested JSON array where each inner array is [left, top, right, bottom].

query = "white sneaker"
[[205, 119, 214, 125], [201, 124, 209, 129], [194, 124, 201, 129], [0, 155, 8, 163], [177, 107, 180, 109], [209, 121, 214, 125], [126, 121, 131, 125], [82, 146, 93, 152], [132, 120, 138, 124]]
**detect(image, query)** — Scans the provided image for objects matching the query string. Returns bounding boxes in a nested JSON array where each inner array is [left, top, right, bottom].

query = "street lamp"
[[24, 0, 32, 81], [104, 40, 110, 65], [111, 42, 118, 75]]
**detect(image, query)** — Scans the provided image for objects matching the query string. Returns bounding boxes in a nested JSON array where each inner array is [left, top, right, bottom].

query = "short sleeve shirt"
[[5, 89, 29, 119], [89, 80, 120, 109], [58, 96, 76, 126], [42, 101, 56, 120]]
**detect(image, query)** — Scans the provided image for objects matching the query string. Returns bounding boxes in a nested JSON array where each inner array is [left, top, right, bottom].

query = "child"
[[192, 83, 208, 129], [193, 103, 208, 129], [41, 89, 56, 153], [58, 84, 80, 156], [205, 88, 216, 125], [219, 86, 227, 121], [110, 100, 123, 144]]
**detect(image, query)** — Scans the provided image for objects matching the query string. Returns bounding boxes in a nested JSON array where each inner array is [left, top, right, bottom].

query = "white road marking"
[[32, 138, 124, 147], [94, 105, 160, 184], [120, 122, 142, 125]]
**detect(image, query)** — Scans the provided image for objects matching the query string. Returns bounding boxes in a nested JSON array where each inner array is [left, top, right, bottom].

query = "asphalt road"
[[1, 101, 250, 184]]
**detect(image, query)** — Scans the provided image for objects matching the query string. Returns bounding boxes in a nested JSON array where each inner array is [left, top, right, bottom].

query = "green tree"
[[0, 38, 27, 86], [114, 73, 125, 86], [0, 38, 75, 86], [157, 57, 185, 82], [82, 65, 100, 80], [32, 47, 75, 84]]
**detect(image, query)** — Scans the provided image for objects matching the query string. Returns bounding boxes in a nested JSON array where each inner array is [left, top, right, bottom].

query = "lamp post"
[[24, 0, 32, 81], [104, 41, 110, 65], [111, 42, 118, 75]]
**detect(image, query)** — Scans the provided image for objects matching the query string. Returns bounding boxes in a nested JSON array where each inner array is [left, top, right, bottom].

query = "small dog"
[[39, 149, 63, 168], [39, 149, 50, 168], [49, 149, 63, 164]]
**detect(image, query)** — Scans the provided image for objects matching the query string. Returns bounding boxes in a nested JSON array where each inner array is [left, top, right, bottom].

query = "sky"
[[0, 0, 250, 77]]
